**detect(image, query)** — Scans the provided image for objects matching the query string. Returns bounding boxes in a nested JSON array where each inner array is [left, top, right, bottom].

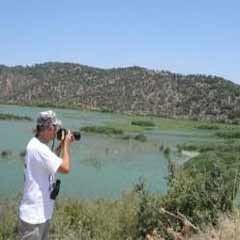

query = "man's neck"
[[37, 136, 49, 144]]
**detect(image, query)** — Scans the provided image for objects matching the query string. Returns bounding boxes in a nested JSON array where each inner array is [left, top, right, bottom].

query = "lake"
[[0, 104, 217, 199]]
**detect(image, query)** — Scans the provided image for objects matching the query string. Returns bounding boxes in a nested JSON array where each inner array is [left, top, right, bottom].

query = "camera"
[[56, 128, 81, 141], [50, 179, 61, 200]]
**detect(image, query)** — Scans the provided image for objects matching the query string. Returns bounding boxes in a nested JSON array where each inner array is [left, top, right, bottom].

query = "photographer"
[[19, 110, 74, 240]]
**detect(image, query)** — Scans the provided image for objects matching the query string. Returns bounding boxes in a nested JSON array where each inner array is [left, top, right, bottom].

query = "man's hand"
[[54, 130, 74, 156], [64, 130, 74, 146]]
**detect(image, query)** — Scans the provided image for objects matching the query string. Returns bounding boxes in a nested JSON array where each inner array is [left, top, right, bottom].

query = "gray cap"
[[36, 110, 62, 128]]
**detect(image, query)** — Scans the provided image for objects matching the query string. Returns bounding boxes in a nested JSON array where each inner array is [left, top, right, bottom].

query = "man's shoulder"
[[27, 137, 49, 153]]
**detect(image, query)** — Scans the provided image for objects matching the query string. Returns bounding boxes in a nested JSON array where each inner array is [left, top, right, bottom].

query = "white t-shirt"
[[19, 137, 63, 224]]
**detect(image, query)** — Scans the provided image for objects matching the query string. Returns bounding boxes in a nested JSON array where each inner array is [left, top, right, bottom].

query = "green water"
[[0, 104, 217, 199]]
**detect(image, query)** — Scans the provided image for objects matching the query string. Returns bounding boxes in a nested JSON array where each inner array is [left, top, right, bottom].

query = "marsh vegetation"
[[0, 113, 32, 121]]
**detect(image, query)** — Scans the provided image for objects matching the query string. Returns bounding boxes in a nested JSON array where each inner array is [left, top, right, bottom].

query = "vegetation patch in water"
[[131, 120, 155, 127], [0, 113, 32, 121], [1, 150, 12, 158], [120, 134, 147, 142], [177, 141, 240, 153], [121, 135, 132, 140], [195, 124, 220, 130], [80, 126, 124, 135], [133, 134, 147, 142], [216, 130, 240, 139], [19, 150, 26, 158], [163, 147, 171, 156], [108, 115, 239, 133]]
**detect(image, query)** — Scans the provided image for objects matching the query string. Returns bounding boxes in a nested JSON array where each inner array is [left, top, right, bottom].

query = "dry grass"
[[144, 211, 240, 240], [190, 211, 240, 240]]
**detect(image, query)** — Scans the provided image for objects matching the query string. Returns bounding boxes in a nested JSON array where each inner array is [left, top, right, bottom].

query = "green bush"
[[134, 180, 170, 240], [162, 144, 240, 232], [163, 162, 236, 227]]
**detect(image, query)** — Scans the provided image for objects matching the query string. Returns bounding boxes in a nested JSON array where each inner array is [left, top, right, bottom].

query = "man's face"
[[47, 124, 57, 140]]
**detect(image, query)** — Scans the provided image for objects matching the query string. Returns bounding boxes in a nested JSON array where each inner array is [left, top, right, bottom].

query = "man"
[[19, 110, 74, 240]]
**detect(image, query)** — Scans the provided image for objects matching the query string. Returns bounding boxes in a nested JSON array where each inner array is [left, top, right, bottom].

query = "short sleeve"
[[37, 145, 63, 175]]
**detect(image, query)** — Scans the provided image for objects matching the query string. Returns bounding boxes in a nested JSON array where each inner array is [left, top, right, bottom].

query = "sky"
[[0, 0, 239, 84]]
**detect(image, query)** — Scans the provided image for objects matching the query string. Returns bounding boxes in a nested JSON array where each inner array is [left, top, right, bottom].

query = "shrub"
[[160, 145, 240, 230], [163, 163, 235, 227], [134, 180, 169, 240]]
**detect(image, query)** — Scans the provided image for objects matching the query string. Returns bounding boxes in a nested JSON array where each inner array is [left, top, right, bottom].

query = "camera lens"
[[56, 128, 81, 141], [73, 132, 81, 141]]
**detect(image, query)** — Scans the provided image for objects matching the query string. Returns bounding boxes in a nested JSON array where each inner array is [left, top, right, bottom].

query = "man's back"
[[19, 137, 62, 224]]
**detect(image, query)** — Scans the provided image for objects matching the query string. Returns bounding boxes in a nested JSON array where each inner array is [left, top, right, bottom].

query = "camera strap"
[[51, 137, 55, 151]]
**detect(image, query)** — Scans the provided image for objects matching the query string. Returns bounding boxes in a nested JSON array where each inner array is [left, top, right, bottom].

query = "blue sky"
[[0, 0, 239, 84]]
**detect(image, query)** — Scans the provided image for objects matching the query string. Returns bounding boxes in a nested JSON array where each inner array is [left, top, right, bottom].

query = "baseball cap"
[[36, 110, 62, 128]]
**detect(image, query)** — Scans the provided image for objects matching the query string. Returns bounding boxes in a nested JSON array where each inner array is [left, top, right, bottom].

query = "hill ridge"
[[0, 62, 240, 123]]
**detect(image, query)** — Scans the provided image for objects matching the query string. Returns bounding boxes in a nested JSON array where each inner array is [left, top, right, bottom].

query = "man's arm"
[[54, 142, 62, 156], [58, 131, 73, 174]]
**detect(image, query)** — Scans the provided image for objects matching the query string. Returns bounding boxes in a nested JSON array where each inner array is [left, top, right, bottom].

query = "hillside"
[[0, 62, 240, 122]]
